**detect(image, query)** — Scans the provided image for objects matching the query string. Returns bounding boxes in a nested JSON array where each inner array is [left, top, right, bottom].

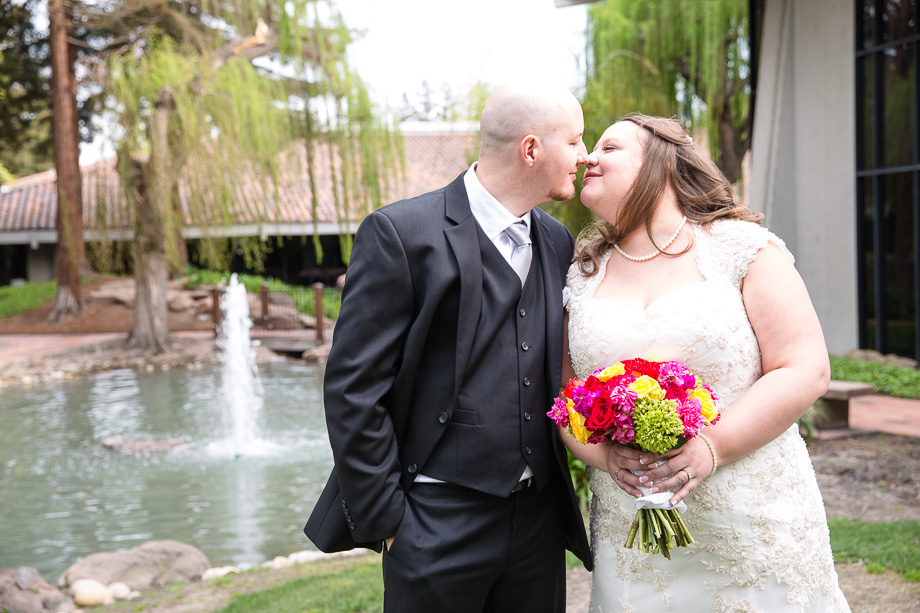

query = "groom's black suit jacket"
[[304, 173, 592, 570]]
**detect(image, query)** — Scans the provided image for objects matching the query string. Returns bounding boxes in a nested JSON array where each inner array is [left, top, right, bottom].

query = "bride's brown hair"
[[574, 113, 762, 276]]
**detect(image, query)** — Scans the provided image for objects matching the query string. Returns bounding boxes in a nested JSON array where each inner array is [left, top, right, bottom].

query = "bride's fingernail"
[[639, 456, 648, 465], [639, 476, 648, 484], [650, 487, 659, 493]]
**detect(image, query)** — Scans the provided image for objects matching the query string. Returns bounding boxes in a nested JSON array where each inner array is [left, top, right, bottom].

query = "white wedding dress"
[[566, 220, 850, 613]]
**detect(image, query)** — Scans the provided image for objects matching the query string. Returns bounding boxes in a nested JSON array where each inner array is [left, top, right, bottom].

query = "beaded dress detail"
[[566, 220, 850, 612]]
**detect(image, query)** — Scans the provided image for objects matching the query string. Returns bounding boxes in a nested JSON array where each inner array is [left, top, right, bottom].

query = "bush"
[[830, 355, 920, 400]]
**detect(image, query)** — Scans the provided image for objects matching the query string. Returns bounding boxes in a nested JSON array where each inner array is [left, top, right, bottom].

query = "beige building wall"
[[26, 244, 55, 283], [750, 0, 858, 355]]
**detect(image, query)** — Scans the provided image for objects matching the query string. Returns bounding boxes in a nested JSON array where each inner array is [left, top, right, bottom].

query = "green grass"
[[830, 355, 920, 399], [0, 280, 58, 318], [184, 267, 341, 321], [215, 559, 383, 613], [829, 518, 920, 581]]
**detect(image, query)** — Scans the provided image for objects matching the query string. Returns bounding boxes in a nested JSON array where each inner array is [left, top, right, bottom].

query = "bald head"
[[479, 83, 582, 159], [473, 83, 586, 215]]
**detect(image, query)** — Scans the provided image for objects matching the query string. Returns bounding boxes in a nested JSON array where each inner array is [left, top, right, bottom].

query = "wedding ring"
[[679, 469, 692, 484], [614, 469, 622, 481]]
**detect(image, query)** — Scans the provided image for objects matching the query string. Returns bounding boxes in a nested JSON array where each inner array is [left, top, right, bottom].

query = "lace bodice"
[[565, 220, 850, 613]]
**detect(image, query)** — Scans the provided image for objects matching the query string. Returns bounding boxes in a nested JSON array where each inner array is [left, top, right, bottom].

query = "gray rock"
[[0, 567, 74, 613], [102, 436, 184, 454], [168, 292, 197, 312], [57, 540, 210, 592]]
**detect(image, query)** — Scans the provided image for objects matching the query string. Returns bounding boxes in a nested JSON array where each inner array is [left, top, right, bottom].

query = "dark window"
[[856, 0, 920, 359]]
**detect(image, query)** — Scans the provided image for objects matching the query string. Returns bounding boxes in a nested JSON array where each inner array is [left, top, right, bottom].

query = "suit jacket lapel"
[[532, 207, 564, 397], [444, 174, 482, 395]]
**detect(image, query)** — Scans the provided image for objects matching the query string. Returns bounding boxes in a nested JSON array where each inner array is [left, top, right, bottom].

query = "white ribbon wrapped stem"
[[631, 459, 687, 512]]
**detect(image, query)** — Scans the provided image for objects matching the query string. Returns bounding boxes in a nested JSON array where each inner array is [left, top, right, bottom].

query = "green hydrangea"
[[633, 398, 683, 454]]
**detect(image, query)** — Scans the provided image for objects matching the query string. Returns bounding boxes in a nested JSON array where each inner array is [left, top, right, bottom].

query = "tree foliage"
[[550, 0, 751, 234], [0, 0, 54, 177], [79, 0, 397, 271], [74, 0, 398, 351]]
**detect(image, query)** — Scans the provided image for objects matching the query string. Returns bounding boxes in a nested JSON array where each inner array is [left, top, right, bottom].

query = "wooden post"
[[260, 282, 270, 321], [313, 283, 325, 345], [211, 287, 223, 337]]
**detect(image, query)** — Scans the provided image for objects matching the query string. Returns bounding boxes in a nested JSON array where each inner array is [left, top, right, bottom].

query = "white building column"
[[750, 0, 857, 355]]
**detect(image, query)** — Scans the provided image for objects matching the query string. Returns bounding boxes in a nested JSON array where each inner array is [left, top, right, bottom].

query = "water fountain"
[[213, 274, 265, 458]]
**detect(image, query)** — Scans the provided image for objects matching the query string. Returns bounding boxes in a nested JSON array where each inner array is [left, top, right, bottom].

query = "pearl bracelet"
[[698, 432, 719, 477]]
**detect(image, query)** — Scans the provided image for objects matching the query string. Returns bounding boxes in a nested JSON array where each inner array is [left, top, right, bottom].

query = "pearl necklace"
[[613, 216, 687, 262]]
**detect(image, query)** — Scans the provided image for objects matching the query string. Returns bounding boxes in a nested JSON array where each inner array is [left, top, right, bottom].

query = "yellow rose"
[[690, 387, 719, 423], [567, 402, 590, 444], [630, 375, 665, 400], [595, 362, 625, 382]]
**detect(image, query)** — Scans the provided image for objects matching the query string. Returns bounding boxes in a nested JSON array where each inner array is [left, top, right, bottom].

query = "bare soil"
[[1, 289, 919, 612]]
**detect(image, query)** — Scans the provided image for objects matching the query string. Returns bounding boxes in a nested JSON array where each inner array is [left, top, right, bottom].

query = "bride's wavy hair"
[[574, 113, 762, 276]]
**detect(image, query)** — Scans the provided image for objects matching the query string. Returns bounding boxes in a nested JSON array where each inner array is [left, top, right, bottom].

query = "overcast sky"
[[336, 0, 589, 110], [78, 1, 589, 163]]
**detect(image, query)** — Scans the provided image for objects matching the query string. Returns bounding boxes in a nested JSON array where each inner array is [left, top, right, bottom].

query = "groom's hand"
[[385, 537, 395, 551]]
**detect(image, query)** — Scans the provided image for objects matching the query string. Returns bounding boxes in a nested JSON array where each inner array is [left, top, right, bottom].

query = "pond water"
[[0, 359, 334, 580]]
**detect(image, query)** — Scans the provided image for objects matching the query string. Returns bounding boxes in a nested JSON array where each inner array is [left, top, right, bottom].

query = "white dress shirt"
[[463, 162, 532, 266]]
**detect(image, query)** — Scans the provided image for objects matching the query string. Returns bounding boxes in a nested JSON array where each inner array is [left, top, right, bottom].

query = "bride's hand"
[[605, 444, 663, 497], [633, 438, 715, 506]]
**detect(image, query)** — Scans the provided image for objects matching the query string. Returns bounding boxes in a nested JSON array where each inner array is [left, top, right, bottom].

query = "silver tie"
[[504, 221, 532, 286]]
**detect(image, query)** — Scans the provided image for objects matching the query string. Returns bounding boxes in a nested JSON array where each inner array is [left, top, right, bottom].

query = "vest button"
[[521, 342, 530, 351], [438, 412, 449, 423], [524, 412, 532, 421], [523, 377, 531, 386], [519, 308, 526, 317], [407, 463, 418, 474], [525, 447, 532, 455]]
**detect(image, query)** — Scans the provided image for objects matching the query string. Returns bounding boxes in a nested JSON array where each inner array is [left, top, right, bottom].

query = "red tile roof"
[[0, 127, 477, 240]]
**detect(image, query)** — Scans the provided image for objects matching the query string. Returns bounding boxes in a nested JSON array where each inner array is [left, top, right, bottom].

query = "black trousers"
[[381, 476, 566, 613]]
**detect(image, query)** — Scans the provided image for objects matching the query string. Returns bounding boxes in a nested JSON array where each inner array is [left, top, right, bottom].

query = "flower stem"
[[625, 512, 640, 549]]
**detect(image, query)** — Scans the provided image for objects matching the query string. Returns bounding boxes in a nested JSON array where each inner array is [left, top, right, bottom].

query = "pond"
[[0, 359, 334, 581]]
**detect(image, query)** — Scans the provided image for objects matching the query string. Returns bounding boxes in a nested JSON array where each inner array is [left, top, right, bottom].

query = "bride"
[[561, 114, 850, 612]]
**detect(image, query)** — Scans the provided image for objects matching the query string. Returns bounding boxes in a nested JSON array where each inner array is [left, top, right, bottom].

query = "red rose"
[[585, 394, 618, 431]]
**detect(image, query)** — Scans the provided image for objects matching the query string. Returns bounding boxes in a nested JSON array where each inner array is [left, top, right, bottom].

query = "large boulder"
[[57, 540, 210, 592], [0, 567, 75, 613]]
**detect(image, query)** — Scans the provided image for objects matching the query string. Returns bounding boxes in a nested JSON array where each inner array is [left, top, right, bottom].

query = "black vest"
[[421, 224, 557, 496]]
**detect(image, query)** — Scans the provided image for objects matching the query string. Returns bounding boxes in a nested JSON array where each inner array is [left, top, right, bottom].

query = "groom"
[[304, 83, 592, 612]]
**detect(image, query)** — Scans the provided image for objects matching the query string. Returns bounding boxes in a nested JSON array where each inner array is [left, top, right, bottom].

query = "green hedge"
[[830, 355, 920, 400]]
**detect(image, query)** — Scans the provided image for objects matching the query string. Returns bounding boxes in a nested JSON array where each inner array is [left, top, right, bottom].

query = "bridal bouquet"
[[547, 358, 720, 558]]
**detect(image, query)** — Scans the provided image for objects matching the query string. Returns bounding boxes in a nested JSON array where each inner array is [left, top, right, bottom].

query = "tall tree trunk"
[[127, 87, 174, 353], [47, 0, 85, 322]]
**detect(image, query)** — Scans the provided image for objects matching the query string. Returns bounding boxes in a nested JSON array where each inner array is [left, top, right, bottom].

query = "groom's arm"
[[323, 210, 414, 544]]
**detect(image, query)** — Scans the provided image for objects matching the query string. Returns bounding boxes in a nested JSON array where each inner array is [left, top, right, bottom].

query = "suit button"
[[524, 412, 531, 421], [439, 413, 448, 424], [407, 463, 418, 474], [520, 308, 526, 317], [525, 447, 532, 455], [347, 520, 356, 529], [521, 342, 530, 351], [523, 377, 531, 386]]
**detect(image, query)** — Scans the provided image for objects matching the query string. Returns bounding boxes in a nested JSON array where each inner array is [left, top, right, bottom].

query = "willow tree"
[[554, 1, 750, 231], [77, 1, 397, 353]]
